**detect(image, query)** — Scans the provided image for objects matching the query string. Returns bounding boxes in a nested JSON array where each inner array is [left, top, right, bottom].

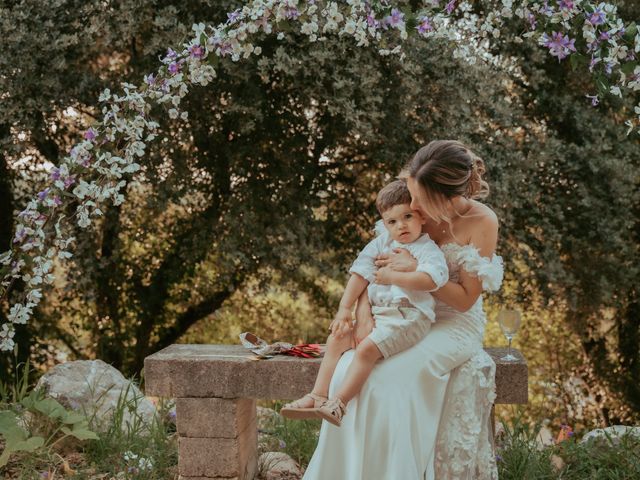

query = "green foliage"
[[0, 411, 45, 468], [495, 412, 640, 480], [83, 392, 177, 479], [0, 362, 97, 470], [495, 414, 556, 480], [0, 361, 176, 478], [259, 401, 322, 468]]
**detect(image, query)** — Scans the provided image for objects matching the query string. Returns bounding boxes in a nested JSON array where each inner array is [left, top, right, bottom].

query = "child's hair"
[[376, 179, 412, 215]]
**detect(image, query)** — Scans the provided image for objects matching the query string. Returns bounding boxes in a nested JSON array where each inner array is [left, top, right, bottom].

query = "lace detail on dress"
[[441, 243, 504, 292], [435, 350, 498, 480]]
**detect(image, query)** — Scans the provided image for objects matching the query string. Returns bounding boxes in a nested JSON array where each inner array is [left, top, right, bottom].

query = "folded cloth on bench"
[[239, 332, 322, 359]]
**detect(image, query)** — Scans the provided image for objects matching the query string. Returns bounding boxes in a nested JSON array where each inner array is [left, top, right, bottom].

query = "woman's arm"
[[374, 268, 436, 291]]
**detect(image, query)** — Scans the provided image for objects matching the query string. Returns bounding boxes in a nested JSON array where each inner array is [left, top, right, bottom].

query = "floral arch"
[[1, 0, 639, 350]]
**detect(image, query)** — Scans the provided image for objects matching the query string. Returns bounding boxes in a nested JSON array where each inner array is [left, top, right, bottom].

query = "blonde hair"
[[375, 179, 412, 215], [405, 140, 489, 224]]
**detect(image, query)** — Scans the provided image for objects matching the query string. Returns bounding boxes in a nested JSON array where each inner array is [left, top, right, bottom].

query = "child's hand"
[[374, 266, 394, 285], [329, 306, 353, 338]]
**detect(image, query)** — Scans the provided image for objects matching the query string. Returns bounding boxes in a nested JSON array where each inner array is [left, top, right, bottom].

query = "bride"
[[303, 140, 504, 479]]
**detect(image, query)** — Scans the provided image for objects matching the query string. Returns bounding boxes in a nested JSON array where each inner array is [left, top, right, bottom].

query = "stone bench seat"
[[145, 344, 527, 480]]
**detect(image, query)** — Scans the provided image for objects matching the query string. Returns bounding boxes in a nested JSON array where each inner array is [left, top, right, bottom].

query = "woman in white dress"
[[303, 140, 504, 480]]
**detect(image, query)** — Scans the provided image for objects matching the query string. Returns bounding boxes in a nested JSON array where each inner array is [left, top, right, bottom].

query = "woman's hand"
[[374, 266, 394, 285], [354, 292, 375, 345], [375, 248, 418, 272]]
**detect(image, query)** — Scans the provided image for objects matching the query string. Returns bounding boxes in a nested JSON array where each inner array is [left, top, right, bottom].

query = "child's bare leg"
[[311, 332, 353, 399], [333, 338, 382, 404], [285, 332, 352, 409]]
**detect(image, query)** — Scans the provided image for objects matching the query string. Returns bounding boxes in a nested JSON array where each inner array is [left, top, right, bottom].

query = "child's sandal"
[[316, 398, 346, 427], [280, 392, 327, 420]]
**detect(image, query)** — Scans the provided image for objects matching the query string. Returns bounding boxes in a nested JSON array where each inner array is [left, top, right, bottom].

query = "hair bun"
[[466, 153, 490, 200]]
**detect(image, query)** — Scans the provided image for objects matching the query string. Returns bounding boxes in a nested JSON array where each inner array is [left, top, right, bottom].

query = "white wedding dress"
[[303, 242, 503, 480]]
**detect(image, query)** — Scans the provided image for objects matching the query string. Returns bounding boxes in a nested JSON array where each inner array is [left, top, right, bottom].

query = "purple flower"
[[219, 43, 233, 57], [81, 156, 92, 167], [542, 31, 576, 61], [13, 228, 27, 244], [589, 56, 600, 71], [495, 454, 503, 462], [366, 14, 379, 28], [283, 7, 300, 19], [189, 45, 205, 59], [278, 439, 286, 449], [599, 31, 611, 41], [145, 73, 156, 85], [37, 188, 50, 201], [445, 0, 456, 14], [164, 48, 178, 61], [528, 13, 537, 30], [558, 0, 574, 10], [51, 168, 61, 181], [84, 128, 97, 141], [417, 17, 434, 35], [589, 9, 606, 26], [63, 175, 76, 189], [605, 61, 614, 75], [53, 196, 62, 206], [227, 9, 241, 24], [168, 62, 181, 74], [39, 472, 50, 479], [586, 94, 599, 106], [541, 1, 553, 16], [386, 8, 404, 28]]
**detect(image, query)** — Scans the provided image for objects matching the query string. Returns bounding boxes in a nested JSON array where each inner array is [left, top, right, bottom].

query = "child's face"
[[381, 204, 425, 244]]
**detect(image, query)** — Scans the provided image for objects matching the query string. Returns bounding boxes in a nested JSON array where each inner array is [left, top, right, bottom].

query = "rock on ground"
[[35, 359, 156, 432], [258, 452, 302, 480], [581, 425, 640, 445]]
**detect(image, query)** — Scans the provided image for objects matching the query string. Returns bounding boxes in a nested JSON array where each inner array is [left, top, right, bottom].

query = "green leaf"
[[0, 410, 27, 444], [623, 22, 637, 42], [61, 423, 99, 441], [61, 411, 87, 425], [12, 436, 45, 452], [621, 62, 637, 75], [31, 397, 68, 421]]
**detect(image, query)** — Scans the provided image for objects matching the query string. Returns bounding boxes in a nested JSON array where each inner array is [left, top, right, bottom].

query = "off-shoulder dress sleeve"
[[454, 245, 504, 292]]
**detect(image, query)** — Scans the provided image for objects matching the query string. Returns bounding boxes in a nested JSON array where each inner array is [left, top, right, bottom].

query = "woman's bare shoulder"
[[465, 200, 499, 228]]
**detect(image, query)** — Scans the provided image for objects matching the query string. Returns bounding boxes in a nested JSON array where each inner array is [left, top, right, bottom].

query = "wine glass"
[[498, 309, 522, 362]]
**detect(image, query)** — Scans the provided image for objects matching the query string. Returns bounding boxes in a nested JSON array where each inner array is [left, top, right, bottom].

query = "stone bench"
[[144, 345, 527, 480]]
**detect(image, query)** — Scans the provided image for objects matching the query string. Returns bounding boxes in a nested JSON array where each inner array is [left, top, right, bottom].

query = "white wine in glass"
[[498, 309, 522, 362]]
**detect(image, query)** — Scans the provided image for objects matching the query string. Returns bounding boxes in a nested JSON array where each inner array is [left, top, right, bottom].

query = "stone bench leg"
[[176, 397, 258, 480]]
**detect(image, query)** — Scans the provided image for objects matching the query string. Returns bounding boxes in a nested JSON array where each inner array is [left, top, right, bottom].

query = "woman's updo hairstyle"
[[405, 140, 489, 222], [408, 140, 489, 199]]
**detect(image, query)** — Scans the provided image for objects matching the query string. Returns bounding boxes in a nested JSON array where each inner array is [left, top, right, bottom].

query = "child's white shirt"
[[349, 223, 448, 323]]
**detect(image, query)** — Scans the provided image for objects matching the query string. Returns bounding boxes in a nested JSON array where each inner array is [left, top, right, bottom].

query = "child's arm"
[[330, 273, 369, 338]]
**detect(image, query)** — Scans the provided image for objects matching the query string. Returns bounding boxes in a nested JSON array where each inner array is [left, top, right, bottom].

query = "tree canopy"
[[0, 0, 638, 423]]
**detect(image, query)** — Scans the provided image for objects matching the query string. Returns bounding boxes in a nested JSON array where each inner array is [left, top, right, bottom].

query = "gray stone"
[[258, 452, 302, 479], [581, 425, 640, 445], [176, 397, 256, 438], [36, 359, 156, 432], [145, 345, 528, 404], [178, 425, 257, 478]]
